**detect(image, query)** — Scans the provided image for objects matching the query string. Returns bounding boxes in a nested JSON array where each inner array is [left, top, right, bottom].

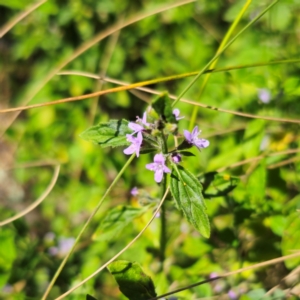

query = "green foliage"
[[199, 172, 240, 198], [86, 294, 98, 300], [0, 229, 16, 287], [93, 205, 150, 242], [108, 260, 157, 300], [282, 212, 300, 269], [80, 119, 132, 148], [1, 0, 300, 299], [152, 92, 176, 123], [170, 165, 210, 238]]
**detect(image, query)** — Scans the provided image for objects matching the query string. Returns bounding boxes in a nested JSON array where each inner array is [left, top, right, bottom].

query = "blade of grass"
[[189, 0, 252, 131], [0, 165, 60, 226], [171, 0, 279, 108], [0, 0, 195, 137], [54, 187, 170, 300], [0, 0, 47, 38], [41, 154, 135, 300]]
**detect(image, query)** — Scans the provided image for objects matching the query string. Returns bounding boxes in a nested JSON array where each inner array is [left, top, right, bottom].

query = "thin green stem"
[[189, 0, 251, 131], [41, 154, 135, 300], [172, 0, 279, 108], [159, 176, 167, 265], [159, 131, 168, 265]]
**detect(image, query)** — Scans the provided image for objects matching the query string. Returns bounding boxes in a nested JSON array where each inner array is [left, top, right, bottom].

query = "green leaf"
[[170, 165, 210, 238], [282, 212, 300, 269], [178, 151, 195, 157], [199, 171, 240, 198], [246, 161, 266, 205], [86, 294, 98, 300], [152, 92, 176, 123], [80, 119, 132, 148], [0, 228, 17, 287], [108, 260, 157, 300], [92, 205, 150, 242]]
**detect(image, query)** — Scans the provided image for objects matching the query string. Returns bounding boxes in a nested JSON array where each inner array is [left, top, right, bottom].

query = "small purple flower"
[[209, 272, 218, 279], [171, 153, 182, 164], [173, 108, 184, 121], [258, 88, 271, 104], [146, 153, 171, 183], [136, 112, 150, 126], [128, 122, 144, 135], [128, 112, 150, 135], [184, 126, 209, 150], [49, 237, 75, 257], [123, 132, 143, 157], [228, 289, 238, 300], [130, 187, 139, 196]]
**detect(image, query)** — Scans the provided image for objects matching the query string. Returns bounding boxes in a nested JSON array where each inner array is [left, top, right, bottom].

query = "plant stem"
[[159, 176, 167, 265], [159, 131, 168, 266], [41, 154, 135, 300]]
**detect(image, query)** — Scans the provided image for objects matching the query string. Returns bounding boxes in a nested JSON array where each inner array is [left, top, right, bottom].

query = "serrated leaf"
[[92, 205, 150, 242], [108, 260, 157, 300], [198, 171, 240, 198], [170, 165, 210, 238], [152, 92, 176, 123], [80, 119, 132, 148]]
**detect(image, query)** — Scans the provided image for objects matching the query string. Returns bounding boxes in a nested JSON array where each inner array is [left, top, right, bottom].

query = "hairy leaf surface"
[[171, 165, 210, 238], [80, 119, 132, 148]]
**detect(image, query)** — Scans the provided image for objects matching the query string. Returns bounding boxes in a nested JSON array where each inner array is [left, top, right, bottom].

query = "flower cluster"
[[123, 108, 209, 183], [123, 112, 149, 157]]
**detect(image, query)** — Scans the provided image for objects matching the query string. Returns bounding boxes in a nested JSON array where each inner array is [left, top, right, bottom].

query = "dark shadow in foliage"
[[198, 171, 240, 199], [86, 294, 98, 300], [108, 260, 157, 300]]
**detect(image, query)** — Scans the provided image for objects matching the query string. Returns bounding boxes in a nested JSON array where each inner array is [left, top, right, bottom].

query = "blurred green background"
[[0, 0, 300, 299]]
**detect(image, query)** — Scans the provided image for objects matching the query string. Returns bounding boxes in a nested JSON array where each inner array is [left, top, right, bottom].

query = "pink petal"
[[123, 145, 135, 155], [146, 162, 157, 171], [153, 153, 165, 163], [154, 169, 164, 183]]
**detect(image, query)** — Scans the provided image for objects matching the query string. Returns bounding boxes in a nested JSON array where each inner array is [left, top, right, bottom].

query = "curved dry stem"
[[0, 0, 47, 38], [100, 75, 300, 125], [57, 58, 300, 82], [2, 72, 299, 125], [267, 156, 300, 170], [150, 251, 300, 300], [180, 98, 300, 124], [2, 159, 60, 170], [0, 0, 195, 137], [55, 186, 170, 300], [0, 164, 60, 226], [265, 266, 300, 296]]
